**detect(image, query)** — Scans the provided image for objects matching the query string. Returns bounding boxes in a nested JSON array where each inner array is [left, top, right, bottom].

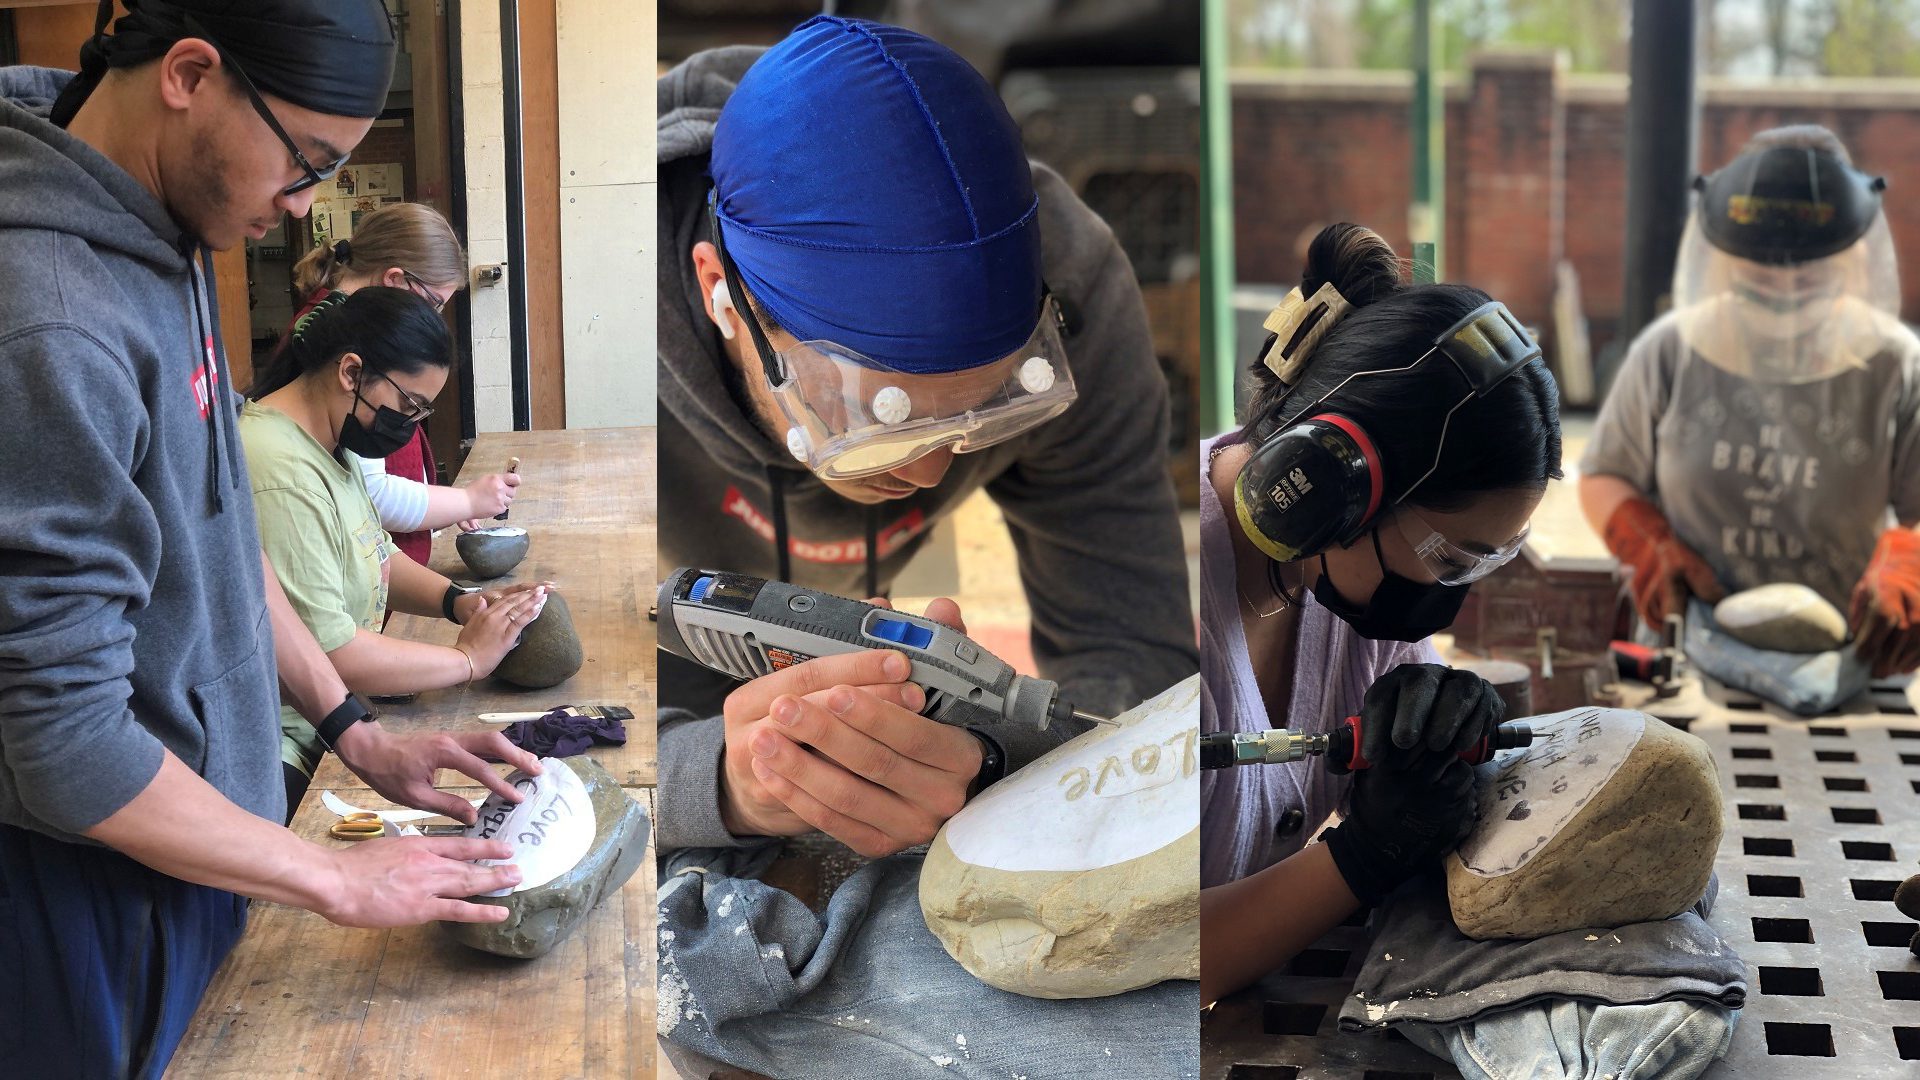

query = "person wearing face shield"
[[655, 18, 1195, 858], [0, 4, 541, 1073], [1582, 125, 1920, 678], [654, 17, 1198, 1076], [1198, 224, 1565, 1005]]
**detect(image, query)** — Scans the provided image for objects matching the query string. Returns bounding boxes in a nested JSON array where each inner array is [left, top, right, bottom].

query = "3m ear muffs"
[[1234, 300, 1541, 564], [1234, 413, 1383, 563]]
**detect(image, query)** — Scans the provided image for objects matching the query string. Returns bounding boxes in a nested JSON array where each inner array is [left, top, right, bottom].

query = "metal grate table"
[[1202, 679, 1920, 1079]]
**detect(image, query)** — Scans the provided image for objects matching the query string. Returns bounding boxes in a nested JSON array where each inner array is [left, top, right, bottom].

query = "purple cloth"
[[1199, 430, 1438, 889], [502, 710, 628, 758]]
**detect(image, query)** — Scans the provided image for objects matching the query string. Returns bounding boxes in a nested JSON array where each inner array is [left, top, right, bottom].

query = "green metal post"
[[1412, 242, 1436, 286], [1200, 0, 1238, 434], [1411, 0, 1444, 282]]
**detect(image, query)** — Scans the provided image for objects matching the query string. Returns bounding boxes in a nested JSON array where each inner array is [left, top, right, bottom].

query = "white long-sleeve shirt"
[[356, 452, 431, 532]]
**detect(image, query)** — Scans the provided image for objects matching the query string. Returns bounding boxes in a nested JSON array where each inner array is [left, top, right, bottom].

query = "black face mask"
[[1313, 530, 1468, 642], [337, 380, 418, 460]]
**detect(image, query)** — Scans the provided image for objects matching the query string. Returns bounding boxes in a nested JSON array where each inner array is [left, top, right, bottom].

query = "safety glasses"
[[708, 197, 1077, 479], [1394, 508, 1529, 585]]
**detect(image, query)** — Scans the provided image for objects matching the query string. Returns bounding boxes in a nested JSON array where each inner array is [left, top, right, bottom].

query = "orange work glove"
[[1601, 496, 1726, 632], [1849, 528, 1920, 678]]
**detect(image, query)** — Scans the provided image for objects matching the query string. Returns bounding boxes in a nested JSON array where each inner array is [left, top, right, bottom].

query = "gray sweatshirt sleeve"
[[0, 326, 166, 833], [987, 215, 1199, 771], [656, 707, 783, 852], [1887, 336, 1920, 526], [1581, 323, 1675, 495]]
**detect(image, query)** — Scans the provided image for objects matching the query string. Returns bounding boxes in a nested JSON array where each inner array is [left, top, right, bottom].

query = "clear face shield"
[[1673, 205, 1903, 385], [768, 298, 1077, 479]]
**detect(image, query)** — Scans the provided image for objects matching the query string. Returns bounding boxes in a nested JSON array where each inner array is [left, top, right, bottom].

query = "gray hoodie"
[[656, 46, 1197, 849], [0, 68, 281, 842]]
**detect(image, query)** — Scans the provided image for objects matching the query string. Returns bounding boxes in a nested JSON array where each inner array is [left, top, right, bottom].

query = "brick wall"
[[349, 120, 419, 199], [1234, 59, 1920, 366]]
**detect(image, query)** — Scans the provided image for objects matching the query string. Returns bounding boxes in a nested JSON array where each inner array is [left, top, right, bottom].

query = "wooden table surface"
[[171, 428, 659, 1079]]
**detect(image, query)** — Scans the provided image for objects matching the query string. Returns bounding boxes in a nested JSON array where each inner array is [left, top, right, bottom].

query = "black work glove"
[[1323, 754, 1479, 906], [1359, 663, 1505, 771]]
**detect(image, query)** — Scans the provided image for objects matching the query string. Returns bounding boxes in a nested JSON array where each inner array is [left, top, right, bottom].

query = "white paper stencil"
[[944, 675, 1200, 873], [1454, 708, 1646, 879], [464, 756, 596, 895]]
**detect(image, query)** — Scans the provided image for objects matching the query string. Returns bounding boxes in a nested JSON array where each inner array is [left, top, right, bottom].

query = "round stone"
[[455, 526, 529, 580], [1713, 584, 1848, 654]]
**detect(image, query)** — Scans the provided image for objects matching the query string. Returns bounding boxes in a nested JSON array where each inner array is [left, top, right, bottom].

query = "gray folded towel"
[[1338, 873, 1747, 1032]]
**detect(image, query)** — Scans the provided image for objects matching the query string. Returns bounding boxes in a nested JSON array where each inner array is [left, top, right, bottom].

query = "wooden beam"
[[518, 0, 565, 430], [11, 2, 95, 69], [405, 0, 466, 476]]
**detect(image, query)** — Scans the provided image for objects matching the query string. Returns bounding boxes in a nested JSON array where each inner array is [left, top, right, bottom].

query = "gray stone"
[[1896, 874, 1920, 921], [493, 591, 584, 689], [456, 526, 530, 579], [441, 755, 649, 959], [1713, 583, 1848, 654]]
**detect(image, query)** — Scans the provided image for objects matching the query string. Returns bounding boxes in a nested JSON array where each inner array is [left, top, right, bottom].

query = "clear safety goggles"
[[1394, 508, 1529, 585], [768, 295, 1078, 479]]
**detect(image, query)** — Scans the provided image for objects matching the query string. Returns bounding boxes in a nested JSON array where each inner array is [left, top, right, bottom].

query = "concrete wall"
[[459, 0, 515, 433], [459, 0, 655, 431], [557, 0, 657, 427]]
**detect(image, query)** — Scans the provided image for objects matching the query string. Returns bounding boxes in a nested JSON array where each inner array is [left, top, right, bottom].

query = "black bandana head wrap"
[[50, 0, 397, 127]]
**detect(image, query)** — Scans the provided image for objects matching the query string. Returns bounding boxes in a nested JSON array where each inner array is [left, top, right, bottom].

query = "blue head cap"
[[709, 16, 1043, 375]]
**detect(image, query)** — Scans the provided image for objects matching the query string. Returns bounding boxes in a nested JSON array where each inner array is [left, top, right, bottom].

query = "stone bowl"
[[456, 526, 530, 580]]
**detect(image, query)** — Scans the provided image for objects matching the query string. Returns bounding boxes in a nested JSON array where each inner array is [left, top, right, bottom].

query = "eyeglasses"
[[365, 369, 435, 423], [184, 15, 351, 197], [401, 269, 449, 312]]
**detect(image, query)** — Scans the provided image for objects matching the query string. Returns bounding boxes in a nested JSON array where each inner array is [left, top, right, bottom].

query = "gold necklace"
[[1213, 440, 1304, 619]]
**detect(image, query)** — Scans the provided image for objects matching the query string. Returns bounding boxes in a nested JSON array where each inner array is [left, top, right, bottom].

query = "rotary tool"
[[1200, 715, 1538, 772], [657, 567, 1113, 731]]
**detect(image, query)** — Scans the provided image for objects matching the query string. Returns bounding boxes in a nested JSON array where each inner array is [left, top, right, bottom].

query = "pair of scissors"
[[329, 812, 386, 841]]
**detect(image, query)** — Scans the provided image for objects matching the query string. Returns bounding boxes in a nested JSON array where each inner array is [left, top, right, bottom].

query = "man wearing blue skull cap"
[[0, 3, 545, 1073], [656, 16, 1199, 1076]]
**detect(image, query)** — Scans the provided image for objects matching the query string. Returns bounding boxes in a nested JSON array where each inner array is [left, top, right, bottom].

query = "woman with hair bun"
[[1199, 223, 1564, 1003]]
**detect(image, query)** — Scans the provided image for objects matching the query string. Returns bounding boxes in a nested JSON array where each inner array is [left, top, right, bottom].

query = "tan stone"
[[1713, 583, 1848, 654], [919, 675, 1200, 999], [1445, 708, 1721, 940]]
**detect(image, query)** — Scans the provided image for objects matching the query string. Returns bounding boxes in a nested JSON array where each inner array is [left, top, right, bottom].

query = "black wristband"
[[965, 728, 1007, 798], [443, 582, 472, 623], [316, 693, 373, 752]]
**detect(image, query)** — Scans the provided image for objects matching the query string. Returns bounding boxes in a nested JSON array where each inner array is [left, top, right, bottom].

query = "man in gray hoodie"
[[654, 18, 1200, 1077], [0, 4, 541, 1075], [657, 15, 1196, 856]]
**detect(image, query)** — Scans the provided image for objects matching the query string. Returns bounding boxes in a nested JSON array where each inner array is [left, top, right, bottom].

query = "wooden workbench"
[[171, 428, 659, 1079]]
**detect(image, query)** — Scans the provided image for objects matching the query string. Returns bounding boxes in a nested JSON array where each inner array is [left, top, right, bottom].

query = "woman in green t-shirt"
[[242, 287, 548, 808]]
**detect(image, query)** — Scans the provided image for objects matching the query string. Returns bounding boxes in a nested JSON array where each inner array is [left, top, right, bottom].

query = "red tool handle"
[[1332, 714, 1505, 773]]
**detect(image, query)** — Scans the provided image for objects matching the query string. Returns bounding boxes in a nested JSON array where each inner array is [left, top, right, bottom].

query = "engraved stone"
[[1446, 708, 1721, 940], [919, 676, 1200, 998]]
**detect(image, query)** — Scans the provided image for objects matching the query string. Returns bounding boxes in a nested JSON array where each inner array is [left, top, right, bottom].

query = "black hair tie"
[[332, 239, 352, 264]]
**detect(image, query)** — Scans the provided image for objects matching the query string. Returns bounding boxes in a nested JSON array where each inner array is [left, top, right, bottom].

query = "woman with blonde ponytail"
[[288, 203, 518, 564]]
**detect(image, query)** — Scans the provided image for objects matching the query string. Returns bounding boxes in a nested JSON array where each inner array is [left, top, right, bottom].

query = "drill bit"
[[1074, 708, 1118, 727]]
